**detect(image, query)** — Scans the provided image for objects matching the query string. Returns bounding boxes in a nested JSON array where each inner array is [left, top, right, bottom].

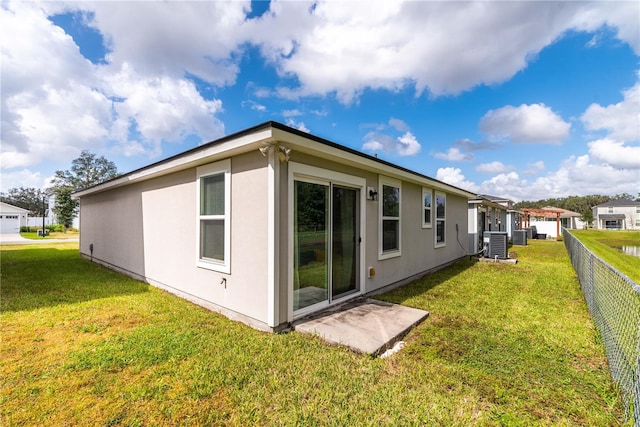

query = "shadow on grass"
[[1, 246, 149, 313], [375, 257, 476, 307]]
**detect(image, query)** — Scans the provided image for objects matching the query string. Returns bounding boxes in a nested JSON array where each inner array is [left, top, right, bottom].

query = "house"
[[523, 206, 584, 238], [74, 121, 475, 332], [468, 195, 510, 253], [592, 199, 640, 230], [0, 201, 29, 234], [468, 194, 525, 252]]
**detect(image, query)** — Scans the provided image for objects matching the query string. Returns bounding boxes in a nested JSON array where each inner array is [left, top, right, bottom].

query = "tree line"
[[514, 193, 640, 223], [1, 151, 118, 229]]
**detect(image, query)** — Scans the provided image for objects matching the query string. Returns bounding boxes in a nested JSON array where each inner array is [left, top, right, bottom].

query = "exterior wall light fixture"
[[259, 142, 291, 162]]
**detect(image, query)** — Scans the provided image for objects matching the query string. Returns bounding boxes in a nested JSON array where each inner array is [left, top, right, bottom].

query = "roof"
[[0, 201, 30, 213], [594, 199, 640, 208], [598, 214, 627, 219], [74, 121, 476, 199], [468, 196, 509, 210], [521, 206, 581, 218], [479, 193, 513, 203], [542, 206, 581, 218]]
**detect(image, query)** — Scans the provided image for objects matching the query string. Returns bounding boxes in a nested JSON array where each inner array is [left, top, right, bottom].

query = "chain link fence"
[[563, 229, 640, 422]]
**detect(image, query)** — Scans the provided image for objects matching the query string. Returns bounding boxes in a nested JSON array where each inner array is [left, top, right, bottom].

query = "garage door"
[[0, 215, 20, 233]]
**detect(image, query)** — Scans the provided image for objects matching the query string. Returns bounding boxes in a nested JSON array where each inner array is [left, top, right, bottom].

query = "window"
[[636, 206, 640, 214], [435, 193, 446, 247], [379, 177, 401, 259], [197, 160, 231, 273], [422, 188, 432, 228], [608, 207, 614, 213]]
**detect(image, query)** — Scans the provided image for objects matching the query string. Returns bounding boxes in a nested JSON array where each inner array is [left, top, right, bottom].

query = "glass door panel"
[[331, 186, 359, 299], [293, 181, 329, 311]]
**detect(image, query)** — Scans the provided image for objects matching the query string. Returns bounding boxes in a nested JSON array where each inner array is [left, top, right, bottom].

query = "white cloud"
[[249, 1, 639, 102], [397, 132, 421, 156], [1, 2, 226, 180], [479, 104, 570, 144], [476, 161, 511, 174], [104, 63, 224, 156], [435, 148, 473, 162], [581, 80, 640, 142], [588, 139, 640, 169], [523, 160, 546, 175], [74, 1, 249, 86], [474, 155, 640, 201], [0, 2, 112, 168], [242, 100, 267, 112], [285, 119, 310, 133], [0, 169, 50, 193], [389, 118, 410, 132], [362, 125, 421, 157], [435, 167, 479, 193]]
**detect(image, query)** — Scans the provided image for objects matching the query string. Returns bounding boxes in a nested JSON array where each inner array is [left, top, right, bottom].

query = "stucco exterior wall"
[[280, 152, 469, 321], [80, 141, 471, 330], [80, 152, 271, 328]]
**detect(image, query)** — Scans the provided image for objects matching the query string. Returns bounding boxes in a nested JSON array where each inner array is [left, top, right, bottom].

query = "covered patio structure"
[[522, 207, 565, 239]]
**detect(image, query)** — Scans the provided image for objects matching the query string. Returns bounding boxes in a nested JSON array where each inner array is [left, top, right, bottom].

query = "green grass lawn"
[[20, 231, 79, 240], [569, 230, 640, 283], [0, 241, 624, 425]]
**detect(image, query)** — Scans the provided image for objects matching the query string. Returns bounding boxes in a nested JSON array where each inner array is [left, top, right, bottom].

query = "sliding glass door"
[[293, 180, 360, 313]]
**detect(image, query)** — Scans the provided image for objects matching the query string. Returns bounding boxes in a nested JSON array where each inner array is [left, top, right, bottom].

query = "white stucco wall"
[[80, 152, 272, 328]]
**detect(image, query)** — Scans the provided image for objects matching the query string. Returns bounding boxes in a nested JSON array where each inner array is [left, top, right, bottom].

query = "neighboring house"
[[74, 121, 475, 332], [0, 202, 29, 234], [468, 194, 524, 252], [528, 206, 584, 238], [468, 195, 509, 253], [592, 199, 640, 230], [485, 195, 524, 239]]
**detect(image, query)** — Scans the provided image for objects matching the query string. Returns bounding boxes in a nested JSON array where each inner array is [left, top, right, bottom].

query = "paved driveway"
[[0, 233, 28, 243]]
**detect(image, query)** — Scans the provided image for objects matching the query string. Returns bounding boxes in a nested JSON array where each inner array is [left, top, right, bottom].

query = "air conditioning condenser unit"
[[483, 231, 508, 259]]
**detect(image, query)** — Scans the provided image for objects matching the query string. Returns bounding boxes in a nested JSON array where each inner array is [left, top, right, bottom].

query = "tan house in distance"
[[74, 122, 475, 332]]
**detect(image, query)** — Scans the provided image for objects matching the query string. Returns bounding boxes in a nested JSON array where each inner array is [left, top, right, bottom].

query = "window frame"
[[422, 188, 433, 229], [379, 176, 402, 260], [196, 159, 231, 273], [435, 192, 446, 248]]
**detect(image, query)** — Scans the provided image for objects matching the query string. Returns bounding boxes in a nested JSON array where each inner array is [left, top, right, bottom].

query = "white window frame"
[[196, 159, 231, 273], [422, 188, 432, 229], [379, 176, 402, 260], [435, 192, 446, 248]]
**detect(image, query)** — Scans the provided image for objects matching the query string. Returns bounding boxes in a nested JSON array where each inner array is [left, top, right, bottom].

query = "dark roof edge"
[[268, 121, 475, 196], [74, 120, 475, 197], [73, 121, 275, 195]]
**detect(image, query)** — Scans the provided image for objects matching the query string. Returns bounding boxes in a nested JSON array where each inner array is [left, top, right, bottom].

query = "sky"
[[1, 0, 639, 202]]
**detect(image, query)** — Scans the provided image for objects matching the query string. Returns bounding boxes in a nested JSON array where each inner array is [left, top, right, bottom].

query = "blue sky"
[[1, 1, 639, 201]]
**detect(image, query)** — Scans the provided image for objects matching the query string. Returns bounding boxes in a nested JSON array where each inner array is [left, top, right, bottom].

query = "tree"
[[0, 187, 48, 216], [52, 187, 76, 229], [51, 150, 119, 191], [49, 150, 118, 229]]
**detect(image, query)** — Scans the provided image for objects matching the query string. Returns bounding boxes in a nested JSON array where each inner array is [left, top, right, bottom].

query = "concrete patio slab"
[[293, 298, 429, 356]]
